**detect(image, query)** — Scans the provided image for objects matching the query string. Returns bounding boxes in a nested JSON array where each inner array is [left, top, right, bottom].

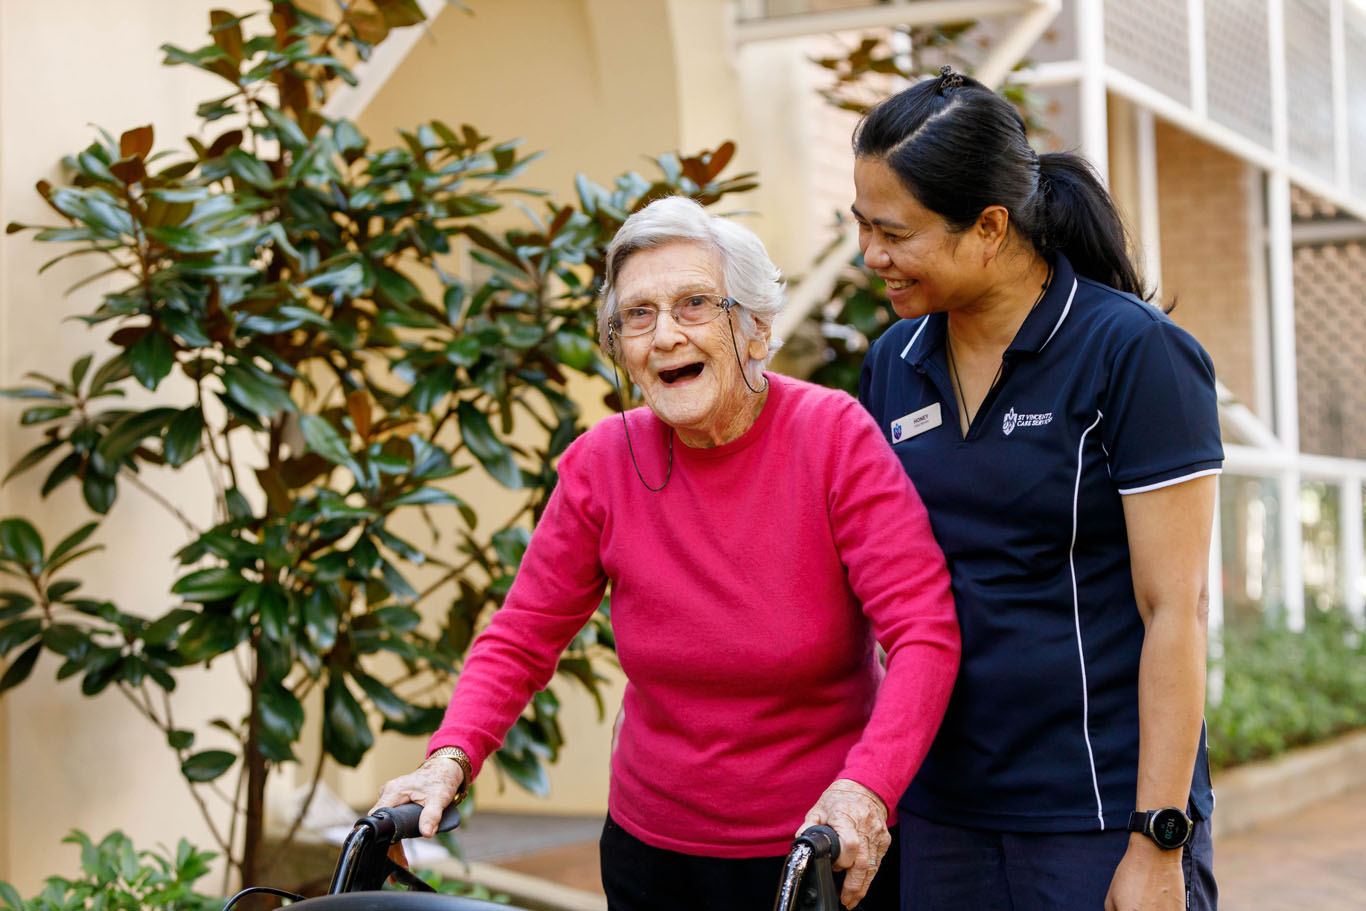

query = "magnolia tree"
[[0, 0, 755, 887]]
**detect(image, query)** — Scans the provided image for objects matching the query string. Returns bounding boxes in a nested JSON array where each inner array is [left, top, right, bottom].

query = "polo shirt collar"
[[1005, 252, 1078, 356], [899, 253, 1079, 367]]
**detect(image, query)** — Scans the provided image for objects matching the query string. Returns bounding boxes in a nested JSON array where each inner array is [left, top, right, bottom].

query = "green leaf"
[[81, 474, 117, 514], [259, 681, 305, 743], [491, 527, 530, 568], [45, 579, 82, 601], [224, 147, 274, 188], [146, 225, 225, 254], [42, 623, 89, 658], [0, 387, 60, 400], [48, 522, 99, 566], [443, 284, 466, 324], [372, 604, 421, 633], [380, 559, 417, 603], [180, 749, 236, 782], [168, 728, 195, 750], [143, 608, 195, 646], [178, 613, 241, 661], [3, 439, 63, 483], [352, 671, 411, 723], [554, 330, 596, 371], [0, 518, 44, 567], [69, 354, 94, 389], [0, 617, 42, 656], [33, 459, 77, 506], [386, 486, 461, 507], [126, 331, 175, 390], [259, 105, 307, 150], [163, 408, 205, 467], [172, 567, 249, 602], [221, 363, 294, 420], [0, 881, 24, 910], [259, 586, 290, 643], [20, 405, 72, 425], [299, 414, 355, 469], [231, 581, 263, 623], [457, 401, 521, 489], [446, 335, 481, 366], [97, 407, 179, 461], [408, 364, 456, 412], [323, 674, 373, 767], [89, 352, 133, 395], [225, 486, 253, 520], [0, 642, 40, 693], [302, 587, 339, 650], [301, 258, 365, 292], [160, 307, 214, 347], [0, 592, 35, 621]]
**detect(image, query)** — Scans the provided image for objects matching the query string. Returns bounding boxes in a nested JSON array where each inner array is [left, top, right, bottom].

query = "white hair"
[[597, 196, 785, 382]]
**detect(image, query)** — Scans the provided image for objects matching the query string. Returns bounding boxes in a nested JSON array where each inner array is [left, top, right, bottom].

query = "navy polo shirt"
[[859, 254, 1223, 833]]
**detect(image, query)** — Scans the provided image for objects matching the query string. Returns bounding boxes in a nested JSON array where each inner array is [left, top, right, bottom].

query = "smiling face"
[[853, 156, 989, 320], [613, 241, 769, 448]]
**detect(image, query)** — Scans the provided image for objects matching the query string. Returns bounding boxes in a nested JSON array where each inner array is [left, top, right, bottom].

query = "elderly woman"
[[374, 196, 959, 911]]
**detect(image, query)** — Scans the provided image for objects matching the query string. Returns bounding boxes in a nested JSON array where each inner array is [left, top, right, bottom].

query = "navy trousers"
[[900, 811, 1217, 910]]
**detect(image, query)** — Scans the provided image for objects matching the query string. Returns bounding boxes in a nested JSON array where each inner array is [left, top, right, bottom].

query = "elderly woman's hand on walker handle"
[[799, 778, 890, 909], [371, 746, 471, 839]]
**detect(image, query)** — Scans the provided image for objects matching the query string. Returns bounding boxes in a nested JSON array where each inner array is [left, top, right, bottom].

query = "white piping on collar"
[[900, 317, 930, 360], [1040, 277, 1078, 351]]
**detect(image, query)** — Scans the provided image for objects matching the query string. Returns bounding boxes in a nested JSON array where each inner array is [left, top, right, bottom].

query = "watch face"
[[1150, 808, 1192, 849]]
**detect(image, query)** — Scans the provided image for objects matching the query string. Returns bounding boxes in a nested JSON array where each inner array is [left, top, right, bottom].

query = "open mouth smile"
[[658, 362, 704, 385]]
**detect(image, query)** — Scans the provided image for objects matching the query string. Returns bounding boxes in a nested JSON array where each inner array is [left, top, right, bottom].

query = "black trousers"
[[599, 813, 899, 911]]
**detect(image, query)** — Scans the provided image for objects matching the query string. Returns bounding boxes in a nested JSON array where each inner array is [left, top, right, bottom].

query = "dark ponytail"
[[1033, 153, 1146, 297], [854, 69, 1150, 300]]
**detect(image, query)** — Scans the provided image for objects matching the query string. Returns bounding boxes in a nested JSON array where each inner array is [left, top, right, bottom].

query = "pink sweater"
[[429, 374, 959, 856]]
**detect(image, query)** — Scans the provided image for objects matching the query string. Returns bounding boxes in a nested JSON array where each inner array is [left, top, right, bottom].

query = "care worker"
[[854, 69, 1222, 910], [375, 196, 961, 910]]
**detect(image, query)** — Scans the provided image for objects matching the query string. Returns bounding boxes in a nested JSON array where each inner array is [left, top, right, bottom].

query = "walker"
[[220, 803, 844, 911]]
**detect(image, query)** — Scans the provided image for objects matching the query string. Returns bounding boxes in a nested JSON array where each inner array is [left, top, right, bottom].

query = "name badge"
[[890, 402, 941, 443]]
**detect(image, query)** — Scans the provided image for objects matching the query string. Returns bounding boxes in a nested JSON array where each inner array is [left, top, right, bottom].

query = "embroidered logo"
[[1003, 406, 1052, 435]]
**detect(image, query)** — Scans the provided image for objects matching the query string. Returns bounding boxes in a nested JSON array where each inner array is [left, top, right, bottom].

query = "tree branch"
[[125, 472, 201, 536]]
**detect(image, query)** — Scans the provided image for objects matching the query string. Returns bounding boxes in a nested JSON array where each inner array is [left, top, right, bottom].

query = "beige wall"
[[1153, 122, 1264, 417], [0, 0, 243, 893]]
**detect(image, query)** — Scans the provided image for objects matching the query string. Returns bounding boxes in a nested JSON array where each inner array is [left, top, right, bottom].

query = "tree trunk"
[[239, 634, 269, 890]]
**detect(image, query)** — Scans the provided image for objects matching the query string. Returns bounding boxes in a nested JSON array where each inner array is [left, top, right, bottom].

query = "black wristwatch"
[[1127, 807, 1193, 850]]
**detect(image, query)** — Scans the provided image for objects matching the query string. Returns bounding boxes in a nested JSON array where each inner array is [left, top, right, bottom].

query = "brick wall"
[[1153, 122, 1262, 418], [1294, 239, 1366, 459]]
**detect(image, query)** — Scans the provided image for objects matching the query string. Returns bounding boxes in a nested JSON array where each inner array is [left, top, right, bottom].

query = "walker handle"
[[372, 802, 462, 841]]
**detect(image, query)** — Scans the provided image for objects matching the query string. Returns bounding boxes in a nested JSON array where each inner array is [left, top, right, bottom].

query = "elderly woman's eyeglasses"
[[611, 293, 734, 337]]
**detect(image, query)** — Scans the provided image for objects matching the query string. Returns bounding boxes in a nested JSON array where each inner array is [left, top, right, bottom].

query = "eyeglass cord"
[[610, 303, 767, 491]]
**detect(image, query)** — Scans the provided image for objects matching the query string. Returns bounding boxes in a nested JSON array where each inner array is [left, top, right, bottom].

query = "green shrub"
[[1207, 609, 1366, 771], [0, 831, 217, 911]]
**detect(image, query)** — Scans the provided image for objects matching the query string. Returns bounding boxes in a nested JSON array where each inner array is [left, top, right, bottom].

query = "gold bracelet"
[[425, 746, 473, 803]]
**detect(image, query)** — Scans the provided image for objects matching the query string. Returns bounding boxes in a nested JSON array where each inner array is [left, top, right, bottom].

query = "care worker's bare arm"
[[1106, 474, 1216, 911]]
